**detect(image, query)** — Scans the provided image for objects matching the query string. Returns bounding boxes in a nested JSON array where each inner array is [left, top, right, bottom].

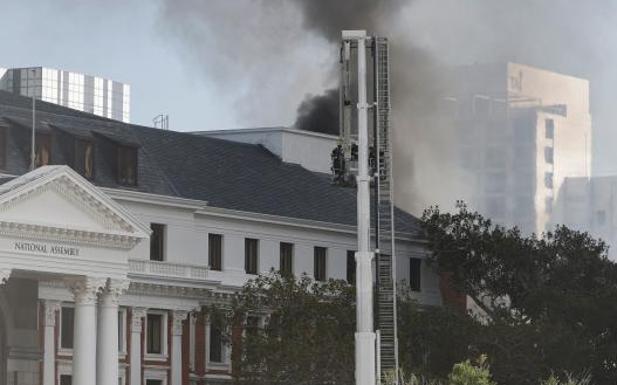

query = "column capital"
[[100, 278, 130, 306], [66, 277, 106, 305], [43, 300, 61, 327], [172, 310, 189, 336], [0, 268, 11, 285], [131, 307, 148, 331]]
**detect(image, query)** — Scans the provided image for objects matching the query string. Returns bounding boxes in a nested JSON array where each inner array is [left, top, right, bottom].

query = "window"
[[544, 147, 554, 164], [74, 140, 94, 179], [314, 247, 327, 281], [150, 223, 165, 261], [208, 234, 223, 271], [117, 145, 137, 185], [545, 119, 555, 139], [60, 306, 74, 349], [60, 375, 72, 385], [35, 133, 51, 167], [544, 172, 554, 189], [245, 238, 259, 275], [146, 313, 163, 354], [209, 321, 223, 363], [346, 250, 356, 284], [279, 242, 293, 275], [246, 315, 259, 337], [0, 126, 6, 169], [409, 258, 422, 292]]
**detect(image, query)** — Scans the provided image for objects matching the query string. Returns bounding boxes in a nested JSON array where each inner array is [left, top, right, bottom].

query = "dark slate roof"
[[0, 90, 422, 236]]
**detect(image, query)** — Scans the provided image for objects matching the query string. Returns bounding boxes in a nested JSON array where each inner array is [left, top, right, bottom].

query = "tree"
[[421, 203, 617, 385], [213, 272, 356, 385]]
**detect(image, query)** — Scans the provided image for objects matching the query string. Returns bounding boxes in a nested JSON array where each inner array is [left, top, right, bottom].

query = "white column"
[[97, 279, 130, 385], [171, 310, 188, 385], [43, 300, 60, 385], [130, 307, 147, 385], [67, 277, 105, 385]]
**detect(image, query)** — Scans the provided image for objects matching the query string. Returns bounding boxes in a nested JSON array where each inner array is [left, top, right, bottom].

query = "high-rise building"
[[410, 62, 591, 234], [553, 176, 617, 258], [0, 66, 130, 122]]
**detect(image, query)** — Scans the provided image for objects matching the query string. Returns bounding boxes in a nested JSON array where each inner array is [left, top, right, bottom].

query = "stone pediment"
[[0, 166, 149, 249]]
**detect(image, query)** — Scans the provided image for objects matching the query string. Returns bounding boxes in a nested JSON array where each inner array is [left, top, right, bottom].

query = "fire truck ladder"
[[374, 37, 399, 384]]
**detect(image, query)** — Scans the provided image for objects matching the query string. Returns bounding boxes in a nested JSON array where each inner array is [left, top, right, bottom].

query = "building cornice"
[[101, 188, 208, 210], [102, 188, 422, 243], [196, 126, 338, 140]]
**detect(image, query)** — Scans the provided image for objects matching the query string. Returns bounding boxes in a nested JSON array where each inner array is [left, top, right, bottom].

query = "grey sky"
[[3, 0, 617, 176], [0, 0, 323, 131]]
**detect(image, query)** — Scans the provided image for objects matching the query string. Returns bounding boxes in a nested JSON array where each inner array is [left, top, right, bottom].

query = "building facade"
[[0, 67, 130, 123], [0, 90, 438, 385], [398, 62, 591, 234], [552, 176, 617, 258]]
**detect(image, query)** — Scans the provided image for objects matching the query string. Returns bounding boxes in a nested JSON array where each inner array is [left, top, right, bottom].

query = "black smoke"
[[295, 88, 339, 135]]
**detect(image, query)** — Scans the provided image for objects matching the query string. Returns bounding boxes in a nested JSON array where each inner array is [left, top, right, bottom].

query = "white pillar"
[[171, 310, 188, 385], [43, 300, 60, 385], [67, 277, 105, 385], [130, 307, 147, 385], [97, 279, 129, 385]]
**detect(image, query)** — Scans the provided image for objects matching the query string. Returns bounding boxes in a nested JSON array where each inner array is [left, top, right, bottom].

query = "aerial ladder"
[[335, 31, 399, 385]]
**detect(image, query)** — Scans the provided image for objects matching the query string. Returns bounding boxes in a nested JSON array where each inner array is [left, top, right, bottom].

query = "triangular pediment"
[[0, 166, 150, 247]]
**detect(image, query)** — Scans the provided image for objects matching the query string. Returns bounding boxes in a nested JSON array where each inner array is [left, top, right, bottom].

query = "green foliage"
[[448, 356, 496, 385], [420, 202, 617, 385], [541, 373, 592, 385], [397, 291, 477, 378], [218, 272, 355, 385]]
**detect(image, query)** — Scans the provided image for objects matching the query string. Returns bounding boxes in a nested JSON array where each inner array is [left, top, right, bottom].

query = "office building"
[[411, 62, 592, 234], [0, 66, 130, 123]]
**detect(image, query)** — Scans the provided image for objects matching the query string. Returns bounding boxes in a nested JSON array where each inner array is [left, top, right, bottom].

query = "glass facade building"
[[0, 66, 130, 122]]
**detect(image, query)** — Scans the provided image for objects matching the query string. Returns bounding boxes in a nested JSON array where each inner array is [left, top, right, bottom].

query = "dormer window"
[[74, 140, 94, 179], [117, 145, 137, 186], [35, 133, 51, 168]]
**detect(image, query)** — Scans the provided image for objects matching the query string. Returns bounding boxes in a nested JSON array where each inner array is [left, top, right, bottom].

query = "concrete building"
[[429, 62, 592, 234], [195, 127, 337, 174], [0, 66, 130, 123], [0, 90, 439, 385], [553, 176, 617, 257]]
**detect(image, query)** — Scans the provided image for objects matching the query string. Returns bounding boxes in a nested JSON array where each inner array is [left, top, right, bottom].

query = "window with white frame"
[[60, 305, 74, 351], [143, 369, 167, 385], [207, 319, 229, 366], [145, 311, 168, 358], [209, 321, 223, 363]]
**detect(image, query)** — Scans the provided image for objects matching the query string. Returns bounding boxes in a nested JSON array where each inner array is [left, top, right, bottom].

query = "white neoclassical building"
[[0, 90, 440, 385]]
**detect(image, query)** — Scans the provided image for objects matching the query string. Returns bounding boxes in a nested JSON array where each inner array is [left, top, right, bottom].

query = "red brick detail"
[[195, 312, 206, 376], [439, 272, 467, 312], [230, 317, 243, 378], [182, 318, 190, 385]]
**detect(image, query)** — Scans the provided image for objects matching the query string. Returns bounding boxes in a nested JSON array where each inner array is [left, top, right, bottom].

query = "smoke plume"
[[295, 88, 338, 135], [157, 0, 617, 214]]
